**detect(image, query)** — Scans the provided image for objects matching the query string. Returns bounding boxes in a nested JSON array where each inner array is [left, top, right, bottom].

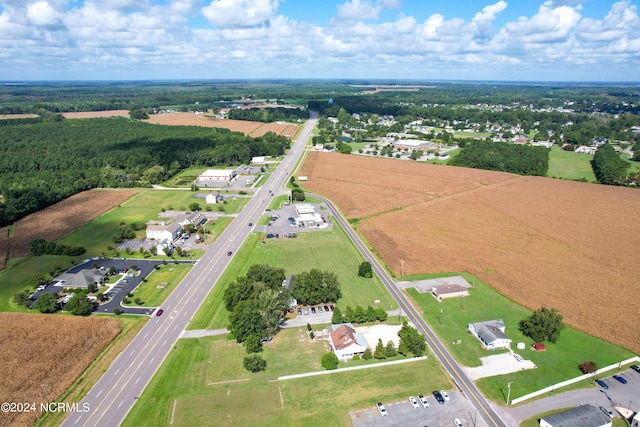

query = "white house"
[[175, 212, 206, 227], [197, 169, 236, 182], [146, 221, 182, 241], [329, 323, 369, 361], [468, 319, 512, 350], [575, 145, 597, 155], [539, 404, 611, 427], [251, 156, 266, 164], [205, 193, 224, 204]]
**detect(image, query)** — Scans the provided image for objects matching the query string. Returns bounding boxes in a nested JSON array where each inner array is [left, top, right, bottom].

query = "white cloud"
[[26, 1, 63, 26], [336, 0, 381, 20], [202, 0, 279, 28], [575, 1, 640, 43], [472, 1, 507, 23], [502, 1, 581, 43]]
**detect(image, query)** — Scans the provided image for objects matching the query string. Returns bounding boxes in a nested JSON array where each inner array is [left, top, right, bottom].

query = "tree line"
[[226, 107, 309, 123], [0, 117, 290, 227], [449, 140, 550, 176]]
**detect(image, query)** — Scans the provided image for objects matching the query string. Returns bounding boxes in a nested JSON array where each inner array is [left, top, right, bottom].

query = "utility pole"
[[506, 381, 512, 405]]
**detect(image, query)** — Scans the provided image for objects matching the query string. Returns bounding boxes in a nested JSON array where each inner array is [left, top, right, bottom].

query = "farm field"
[[547, 146, 597, 182], [0, 313, 121, 427], [145, 112, 299, 137], [0, 189, 138, 269], [189, 221, 398, 330], [123, 329, 450, 427], [61, 110, 130, 119], [404, 277, 634, 402], [299, 152, 640, 354]]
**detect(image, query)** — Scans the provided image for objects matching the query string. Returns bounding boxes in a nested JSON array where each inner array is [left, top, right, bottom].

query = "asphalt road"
[[316, 194, 508, 427], [61, 112, 318, 427]]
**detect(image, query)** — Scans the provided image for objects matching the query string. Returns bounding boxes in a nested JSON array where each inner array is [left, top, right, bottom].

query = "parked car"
[[630, 364, 640, 373], [376, 402, 387, 417], [600, 406, 615, 418], [324, 305, 330, 312], [418, 394, 429, 408], [227, 251, 232, 256], [303, 307, 309, 315], [311, 307, 316, 314], [433, 390, 445, 404], [329, 304, 334, 311], [317, 306, 323, 313], [408, 396, 419, 408], [297, 308, 302, 316], [156, 309, 163, 317], [248, 223, 253, 226], [453, 418, 464, 427], [441, 390, 450, 401], [613, 375, 627, 384], [595, 379, 609, 389]]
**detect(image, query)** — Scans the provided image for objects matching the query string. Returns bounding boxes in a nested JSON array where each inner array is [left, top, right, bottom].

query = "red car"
[[156, 309, 163, 317]]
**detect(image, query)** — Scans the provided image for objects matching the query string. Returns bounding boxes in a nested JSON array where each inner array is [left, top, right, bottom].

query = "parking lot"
[[351, 390, 489, 427], [256, 201, 332, 241]]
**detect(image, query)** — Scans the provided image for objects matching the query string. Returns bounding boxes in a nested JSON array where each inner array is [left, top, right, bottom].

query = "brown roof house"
[[431, 284, 469, 301], [329, 323, 369, 361]]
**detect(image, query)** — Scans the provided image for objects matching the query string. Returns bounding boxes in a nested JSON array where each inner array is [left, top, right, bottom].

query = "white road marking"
[[144, 333, 148, 339], [163, 340, 167, 346], [135, 377, 140, 384], [114, 369, 120, 375], [117, 400, 124, 408], [96, 390, 102, 398]]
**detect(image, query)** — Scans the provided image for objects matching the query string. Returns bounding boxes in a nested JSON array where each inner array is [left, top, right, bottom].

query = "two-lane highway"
[[61, 113, 317, 427], [317, 195, 507, 427]]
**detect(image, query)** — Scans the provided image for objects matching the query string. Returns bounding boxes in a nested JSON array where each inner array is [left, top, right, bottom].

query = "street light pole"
[[506, 381, 512, 405]]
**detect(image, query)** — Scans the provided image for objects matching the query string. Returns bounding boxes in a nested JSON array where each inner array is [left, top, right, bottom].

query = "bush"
[[113, 307, 122, 315], [321, 352, 339, 370], [579, 361, 598, 374], [352, 355, 360, 360], [243, 354, 267, 373], [362, 348, 373, 360]]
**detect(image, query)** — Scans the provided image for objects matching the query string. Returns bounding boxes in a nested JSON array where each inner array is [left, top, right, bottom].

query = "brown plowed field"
[[0, 313, 121, 427], [0, 189, 138, 267], [145, 112, 299, 137], [299, 152, 640, 353], [61, 110, 130, 119]]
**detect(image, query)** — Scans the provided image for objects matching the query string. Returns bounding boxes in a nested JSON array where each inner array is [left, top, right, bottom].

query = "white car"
[[441, 390, 450, 401], [418, 394, 429, 408], [453, 418, 464, 427], [376, 402, 387, 416], [409, 396, 419, 408]]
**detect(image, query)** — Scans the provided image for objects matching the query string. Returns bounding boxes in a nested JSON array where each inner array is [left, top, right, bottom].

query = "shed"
[[532, 342, 546, 351]]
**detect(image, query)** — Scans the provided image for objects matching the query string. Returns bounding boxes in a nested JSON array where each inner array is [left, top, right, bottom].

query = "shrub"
[[352, 355, 360, 360], [579, 361, 598, 374], [243, 354, 267, 373], [321, 352, 339, 370], [362, 348, 373, 360], [113, 308, 122, 315]]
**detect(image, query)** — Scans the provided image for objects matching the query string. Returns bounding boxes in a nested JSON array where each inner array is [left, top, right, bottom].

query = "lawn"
[[123, 328, 451, 427], [124, 264, 191, 307], [404, 273, 635, 404], [188, 222, 398, 330], [547, 146, 597, 182]]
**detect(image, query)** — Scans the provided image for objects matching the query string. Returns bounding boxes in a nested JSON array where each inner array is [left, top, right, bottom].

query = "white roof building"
[[197, 169, 236, 181], [468, 319, 512, 350], [146, 221, 182, 242]]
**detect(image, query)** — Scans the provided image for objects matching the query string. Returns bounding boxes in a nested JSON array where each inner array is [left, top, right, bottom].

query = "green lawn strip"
[[0, 254, 80, 312], [123, 264, 191, 307], [216, 196, 250, 214], [188, 224, 397, 330], [547, 146, 597, 182], [124, 329, 451, 427], [404, 275, 634, 403]]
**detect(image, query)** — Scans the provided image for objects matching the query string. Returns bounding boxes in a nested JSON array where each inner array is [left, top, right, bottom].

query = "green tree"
[[358, 261, 373, 278], [321, 352, 339, 370], [365, 305, 378, 322], [518, 307, 564, 343], [343, 306, 354, 323], [591, 143, 630, 185], [375, 307, 388, 322], [291, 269, 341, 306], [189, 202, 201, 211], [243, 354, 267, 373], [243, 334, 263, 354], [113, 307, 122, 315], [398, 321, 426, 357], [385, 340, 398, 358], [397, 340, 409, 356], [353, 305, 366, 323], [13, 290, 32, 308], [374, 339, 387, 359], [33, 293, 58, 313], [331, 306, 343, 324], [362, 348, 373, 360], [65, 295, 95, 316], [228, 300, 268, 343]]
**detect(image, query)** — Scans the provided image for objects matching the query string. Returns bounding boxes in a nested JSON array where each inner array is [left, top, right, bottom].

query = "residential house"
[[539, 404, 611, 427], [146, 221, 182, 241], [329, 323, 369, 361], [205, 193, 224, 204], [176, 212, 206, 227], [431, 284, 469, 301], [468, 319, 512, 350]]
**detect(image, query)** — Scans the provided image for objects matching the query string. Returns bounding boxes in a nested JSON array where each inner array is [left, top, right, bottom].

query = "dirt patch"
[[145, 112, 298, 137], [0, 313, 121, 427], [0, 189, 138, 264], [61, 110, 130, 119], [0, 114, 40, 119], [300, 152, 640, 354]]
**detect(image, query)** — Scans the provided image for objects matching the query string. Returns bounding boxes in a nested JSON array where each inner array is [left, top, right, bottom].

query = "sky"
[[0, 0, 639, 82]]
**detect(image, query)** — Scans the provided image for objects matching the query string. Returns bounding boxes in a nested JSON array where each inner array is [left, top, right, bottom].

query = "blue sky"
[[0, 0, 638, 81]]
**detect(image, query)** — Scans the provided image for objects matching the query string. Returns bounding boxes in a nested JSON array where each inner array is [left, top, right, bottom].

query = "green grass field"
[[123, 328, 451, 427], [124, 264, 191, 307], [547, 146, 597, 182], [188, 222, 398, 330], [405, 273, 635, 404]]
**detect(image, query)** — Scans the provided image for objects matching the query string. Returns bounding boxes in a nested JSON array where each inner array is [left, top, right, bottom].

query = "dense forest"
[[227, 107, 309, 122], [0, 117, 290, 226], [448, 141, 550, 176]]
